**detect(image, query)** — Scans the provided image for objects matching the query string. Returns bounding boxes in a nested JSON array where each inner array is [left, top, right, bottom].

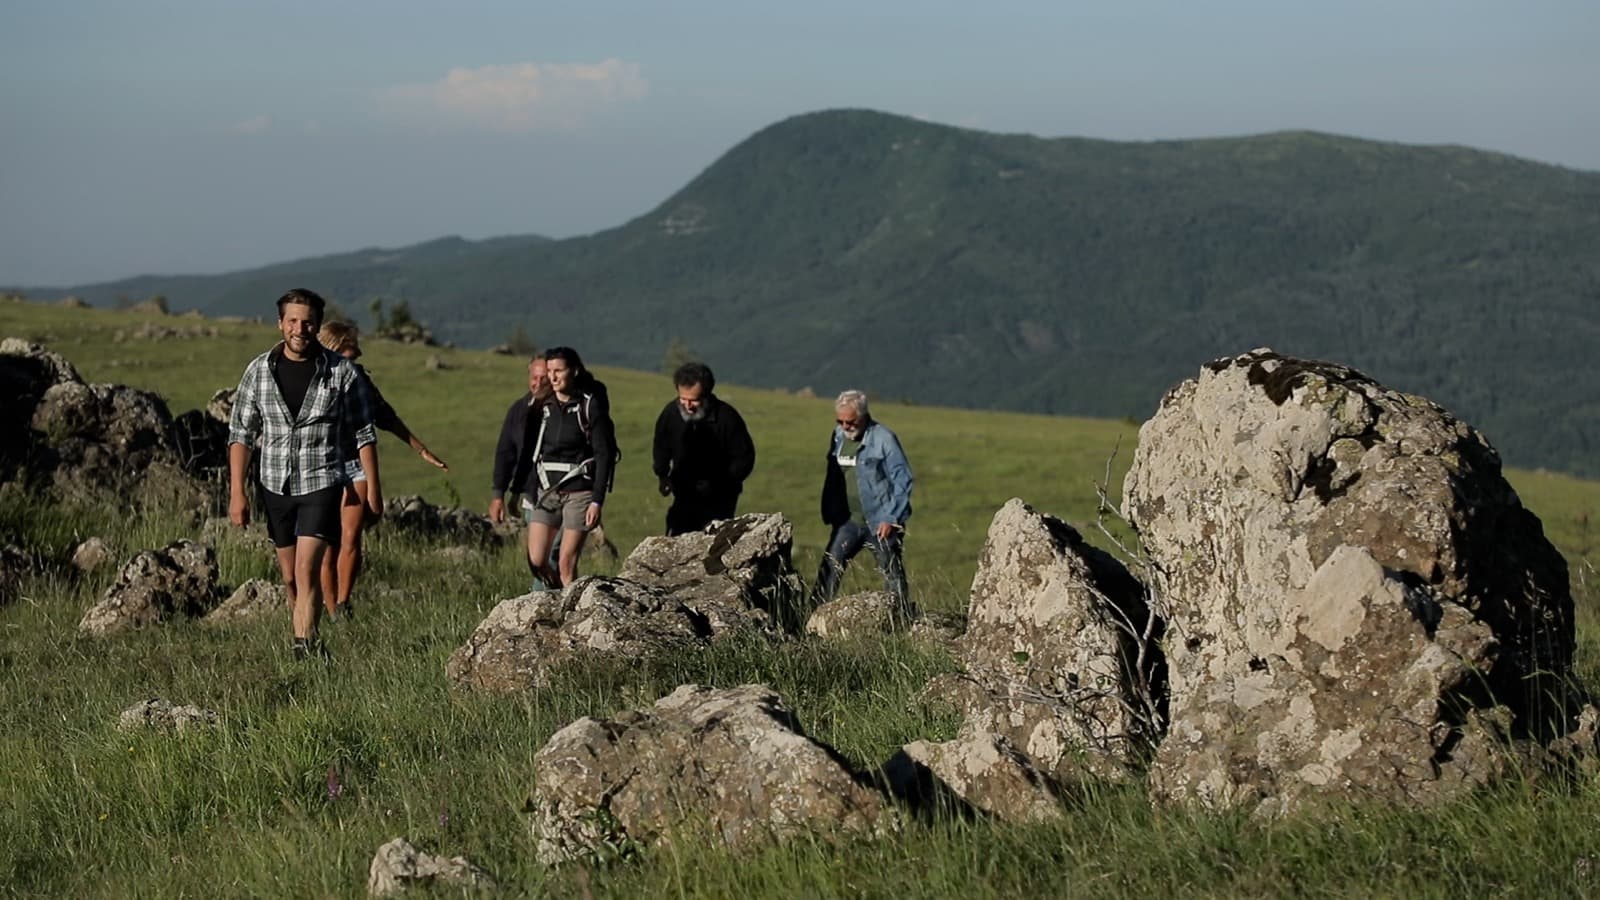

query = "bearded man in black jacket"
[[652, 362, 756, 535]]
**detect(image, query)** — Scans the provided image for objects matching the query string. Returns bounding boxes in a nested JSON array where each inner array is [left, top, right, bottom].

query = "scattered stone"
[[204, 389, 235, 424], [806, 591, 903, 639], [117, 698, 218, 733], [384, 496, 505, 547], [529, 684, 891, 865], [923, 499, 1158, 782], [1, 339, 209, 508], [882, 727, 1069, 823], [70, 536, 115, 572], [58, 296, 90, 309], [621, 513, 805, 633], [488, 344, 515, 355], [112, 322, 219, 342], [79, 540, 222, 636], [367, 837, 495, 896], [434, 545, 477, 564], [446, 577, 731, 691], [424, 354, 448, 371], [203, 578, 287, 625], [127, 296, 169, 315], [1123, 349, 1577, 814], [200, 516, 275, 555]]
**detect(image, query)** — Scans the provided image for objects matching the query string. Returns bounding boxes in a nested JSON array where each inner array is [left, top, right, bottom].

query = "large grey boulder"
[[1123, 349, 1575, 814], [528, 684, 891, 865], [620, 513, 805, 633], [79, 540, 222, 636], [446, 577, 732, 691], [925, 499, 1159, 781]]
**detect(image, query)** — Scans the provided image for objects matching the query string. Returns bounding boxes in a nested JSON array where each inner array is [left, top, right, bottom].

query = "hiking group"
[[227, 288, 915, 659]]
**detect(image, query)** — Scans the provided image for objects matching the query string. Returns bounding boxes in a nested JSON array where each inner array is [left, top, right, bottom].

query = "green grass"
[[4, 302, 1600, 897]]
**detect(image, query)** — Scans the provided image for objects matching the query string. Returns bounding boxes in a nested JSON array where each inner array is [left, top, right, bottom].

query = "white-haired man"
[[810, 389, 914, 620]]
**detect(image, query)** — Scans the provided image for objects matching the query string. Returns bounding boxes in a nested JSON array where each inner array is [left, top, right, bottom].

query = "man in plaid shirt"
[[228, 288, 381, 659]]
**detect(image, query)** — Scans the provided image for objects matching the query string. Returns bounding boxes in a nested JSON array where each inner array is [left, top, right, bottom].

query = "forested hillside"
[[37, 109, 1600, 474]]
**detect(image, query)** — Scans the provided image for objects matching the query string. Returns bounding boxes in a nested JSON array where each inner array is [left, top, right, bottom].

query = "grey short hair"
[[834, 390, 869, 419]]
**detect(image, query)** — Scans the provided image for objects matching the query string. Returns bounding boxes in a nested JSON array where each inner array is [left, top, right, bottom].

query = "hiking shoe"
[[291, 638, 332, 663], [329, 602, 356, 622]]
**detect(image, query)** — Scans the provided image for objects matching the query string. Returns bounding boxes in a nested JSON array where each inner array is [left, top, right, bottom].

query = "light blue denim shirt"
[[829, 421, 913, 528]]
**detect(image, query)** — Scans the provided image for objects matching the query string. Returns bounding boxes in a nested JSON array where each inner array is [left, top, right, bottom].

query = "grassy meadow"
[[3, 301, 1600, 897]]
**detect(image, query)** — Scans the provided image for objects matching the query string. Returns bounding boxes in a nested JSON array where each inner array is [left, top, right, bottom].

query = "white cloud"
[[381, 59, 647, 132], [229, 115, 272, 135]]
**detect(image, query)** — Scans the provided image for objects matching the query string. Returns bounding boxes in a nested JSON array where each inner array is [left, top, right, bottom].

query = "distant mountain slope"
[[50, 109, 1600, 475], [50, 233, 552, 318]]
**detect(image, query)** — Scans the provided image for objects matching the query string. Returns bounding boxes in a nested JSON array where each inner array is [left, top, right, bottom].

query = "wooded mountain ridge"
[[26, 109, 1600, 475]]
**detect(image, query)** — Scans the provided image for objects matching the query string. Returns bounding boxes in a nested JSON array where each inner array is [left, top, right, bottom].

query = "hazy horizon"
[[5, 0, 1596, 286]]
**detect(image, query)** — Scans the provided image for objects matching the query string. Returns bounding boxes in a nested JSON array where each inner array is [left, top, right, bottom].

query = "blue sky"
[[3, 0, 1596, 286]]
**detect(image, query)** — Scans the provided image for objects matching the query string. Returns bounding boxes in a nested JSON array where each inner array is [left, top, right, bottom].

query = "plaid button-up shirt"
[[228, 343, 377, 496]]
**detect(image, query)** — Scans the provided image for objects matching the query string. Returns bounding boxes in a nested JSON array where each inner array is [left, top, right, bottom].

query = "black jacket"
[[491, 392, 536, 500], [652, 394, 755, 500]]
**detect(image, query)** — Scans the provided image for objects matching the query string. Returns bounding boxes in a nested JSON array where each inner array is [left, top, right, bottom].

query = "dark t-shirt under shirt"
[[273, 352, 316, 421]]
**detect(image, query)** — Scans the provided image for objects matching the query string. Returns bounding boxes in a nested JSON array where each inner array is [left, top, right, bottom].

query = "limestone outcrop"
[[620, 513, 806, 633], [0, 339, 207, 507], [528, 684, 890, 865], [1123, 349, 1575, 814], [79, 540, 222, 636], [446, 577, 741, 691], [925, 499, 1160, 781]]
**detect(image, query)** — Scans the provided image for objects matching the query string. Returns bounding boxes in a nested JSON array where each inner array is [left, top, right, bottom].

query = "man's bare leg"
[[275, 546, 297, 610], [291, 536, 329, 641]]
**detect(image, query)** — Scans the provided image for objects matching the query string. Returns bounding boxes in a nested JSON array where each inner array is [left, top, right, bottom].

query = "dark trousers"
[[666, 494, 738, 536], [810, 521, 909, 610]]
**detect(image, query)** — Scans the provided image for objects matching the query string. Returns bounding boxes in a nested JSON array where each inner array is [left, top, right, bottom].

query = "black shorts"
[[260, 484, 345, 549]]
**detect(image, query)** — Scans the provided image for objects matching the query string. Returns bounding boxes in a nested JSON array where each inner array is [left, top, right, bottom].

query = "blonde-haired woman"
[[317, 320, 447, 619]]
